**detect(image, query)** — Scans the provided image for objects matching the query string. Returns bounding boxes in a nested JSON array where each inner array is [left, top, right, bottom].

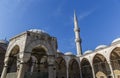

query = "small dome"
[[57, 50, 61, 53], [84, 50, 92, 54], [112, 38, 120, 43], [0, 40, 8, 44], [95, 45, 107, 50], [64, 52, 73, 55], [28, 29, 47, 34], [28, 29, 50, 36]]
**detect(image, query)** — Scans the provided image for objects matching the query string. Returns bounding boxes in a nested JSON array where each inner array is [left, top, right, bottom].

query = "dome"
[[84, 50, 92, 54], [28, 29, 47, 34], [95, 45, 107, 50], [64, 52, 73, 55], [112, 38, 120, 43], [57, 50, 61, 53], [0, 40, 8, 44]]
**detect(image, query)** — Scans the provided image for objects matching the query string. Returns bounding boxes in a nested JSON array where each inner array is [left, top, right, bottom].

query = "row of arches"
[[1, 44, 120, 78], [81, 47, 120, 78], [56, 57, 80, 78], [1, 45, 80, 78]]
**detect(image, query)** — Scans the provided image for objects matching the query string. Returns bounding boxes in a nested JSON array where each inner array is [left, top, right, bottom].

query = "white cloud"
[[67, 37, 76, 51], [52, 1, 65, 16], [78, 9, 96, 20]]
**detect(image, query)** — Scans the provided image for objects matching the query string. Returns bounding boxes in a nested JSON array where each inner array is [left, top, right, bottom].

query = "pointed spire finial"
[[74, 10, 77, 20], [74, 10, 79, 30]]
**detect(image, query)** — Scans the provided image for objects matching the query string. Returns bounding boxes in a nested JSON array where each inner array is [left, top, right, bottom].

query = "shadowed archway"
[[55, 57, 66, 78], [7, 45, 20, 73], [81, 58, 93, 78], [69, 59, 80, 78], [25, 46, 48, 78], [110, 47, 120, 78], [93, 54, 111, 78]]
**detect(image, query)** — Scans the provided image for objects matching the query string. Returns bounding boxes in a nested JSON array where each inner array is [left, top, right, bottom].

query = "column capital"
[[19, 61, 26, 64], [4, 56, 9, 63], [4, 64, 8, 67], [106, 60, 111, 64]]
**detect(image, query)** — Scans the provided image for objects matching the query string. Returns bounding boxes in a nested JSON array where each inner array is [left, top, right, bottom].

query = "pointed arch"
[[55, 57, 66, 78], [25, 40, 52, 55], [24, 45, 49, 78], [69, 59, 80, 78], [110, 47, 120, 77], [93, 53, 111, 78], [7, 45, 20, 73], [81, 58, 93, 78]]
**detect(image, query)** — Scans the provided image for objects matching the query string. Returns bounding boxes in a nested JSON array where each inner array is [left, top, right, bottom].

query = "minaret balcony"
[[74, 28, 80, 32]]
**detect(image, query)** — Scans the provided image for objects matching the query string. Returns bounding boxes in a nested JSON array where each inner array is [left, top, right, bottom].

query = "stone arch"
[[110, 47, 120, 78], [81, 58, 93, 78], [31, 45, 48, 72], [24, 45, 49, 78], [25, 39, 53, 55], [6, 42, 22, 57], [69, 59, 80, 78], [7, 45, 20, 73], [55, 57, 66, 78], [93, 53, 111, 78]]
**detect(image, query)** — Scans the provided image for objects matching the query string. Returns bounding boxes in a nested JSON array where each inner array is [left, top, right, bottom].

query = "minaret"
[[74, 11, 82, 56]]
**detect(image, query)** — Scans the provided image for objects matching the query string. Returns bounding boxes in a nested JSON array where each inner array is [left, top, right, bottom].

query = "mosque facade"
[[0, 12, 120, 78]]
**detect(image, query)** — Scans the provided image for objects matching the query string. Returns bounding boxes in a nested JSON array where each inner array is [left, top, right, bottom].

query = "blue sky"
[[0, 0, 120, 54]]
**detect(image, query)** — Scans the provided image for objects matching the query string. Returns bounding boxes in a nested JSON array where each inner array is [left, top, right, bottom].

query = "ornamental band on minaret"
[[74, 11, 82, 56]]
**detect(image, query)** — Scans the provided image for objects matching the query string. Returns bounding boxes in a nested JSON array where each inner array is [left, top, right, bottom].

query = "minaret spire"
[[74, 11, 82, 56]]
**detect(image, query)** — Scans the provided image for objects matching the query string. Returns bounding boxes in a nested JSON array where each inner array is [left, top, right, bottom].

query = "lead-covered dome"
[[28, 29, 50, 36], [0, 40, 8, 44], [84, 50, 92, 54], [57, 50, 61, 53], [64, 52, 73, 55], [95, 45, 107, 50], [112, 38, 120, 43], [28, 29, 46, 34]]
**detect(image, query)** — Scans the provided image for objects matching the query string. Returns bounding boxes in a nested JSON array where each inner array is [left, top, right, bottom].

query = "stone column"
[[17, 62, 25, 78], [48, 55, 56, 78], [89, 56, 96, 78], [80, 67, 82, 78], [66, 66, 69, 78], [107, 61, 115, 78], [30, 61, 35, 72], [1, 56, 9, 78], [30, 56, 37, 72], [1, 64, 8, 78], [91, 64, 96, 78], [17, 52, 30, 78]]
